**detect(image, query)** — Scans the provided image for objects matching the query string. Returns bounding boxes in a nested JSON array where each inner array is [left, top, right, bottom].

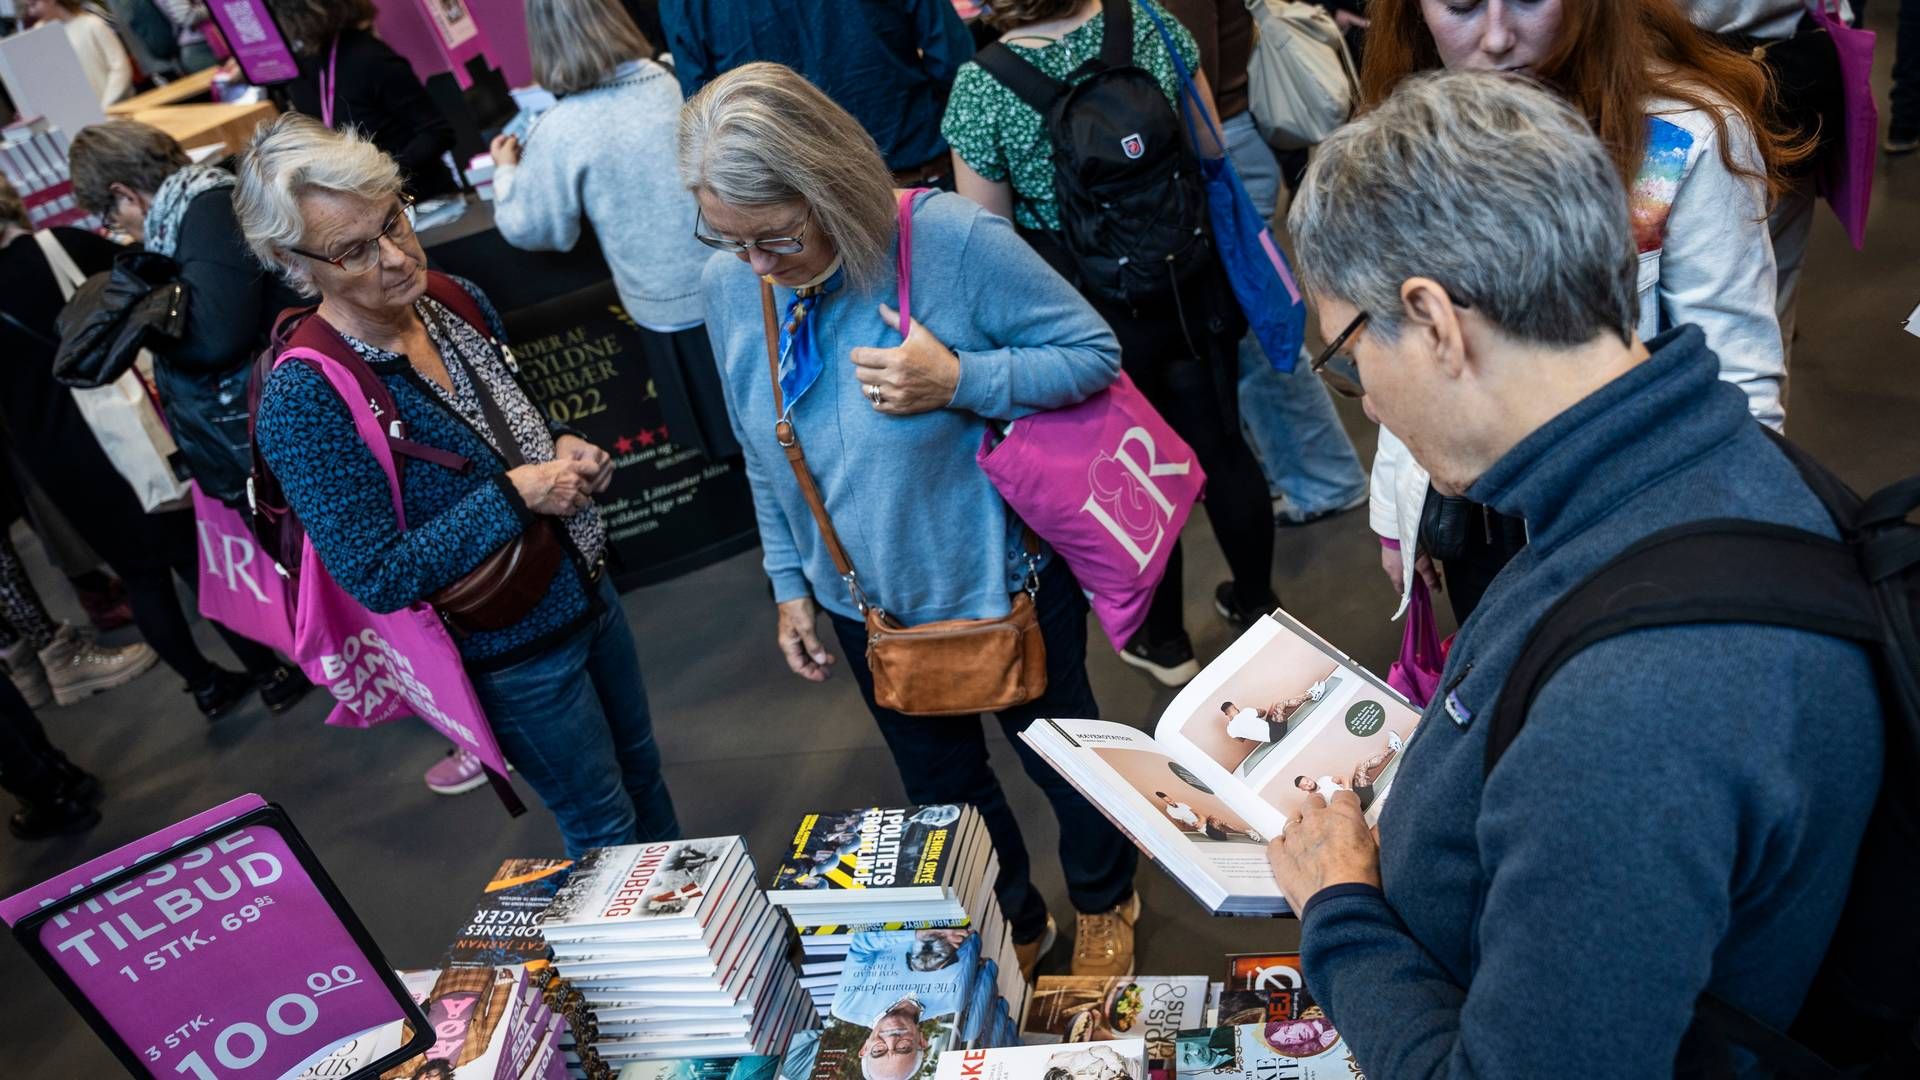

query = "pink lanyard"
[[318, 36, 340, 129]]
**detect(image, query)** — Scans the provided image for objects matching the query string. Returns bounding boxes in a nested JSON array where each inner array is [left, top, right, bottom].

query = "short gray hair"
[[1289, 70, 1637, 349], [68, 120, 189, 215], [677, 63, 895, 290], [233, 112, 401, 295]]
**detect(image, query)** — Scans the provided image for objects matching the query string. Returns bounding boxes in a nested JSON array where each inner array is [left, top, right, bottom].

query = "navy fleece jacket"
[[1301, 327, 1882, 1078]]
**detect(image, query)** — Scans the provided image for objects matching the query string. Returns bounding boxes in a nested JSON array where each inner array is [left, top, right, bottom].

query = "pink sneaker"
[[424, 749, 491, 795]]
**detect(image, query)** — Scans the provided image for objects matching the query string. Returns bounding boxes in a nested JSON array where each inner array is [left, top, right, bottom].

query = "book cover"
[[798, 928, 983, 1080], [287, 1021, 406, 1079], [379, 966, 524, 1079], [1220, 955, 1313, 1026], [932, 1040, 1148, 1080], [1175, 1023, 1363, 1080], [444, 858, 574, 969], [542, 839, 746, 937], [771, 806, 967, 899], [1020, 977, 1207, 1077]]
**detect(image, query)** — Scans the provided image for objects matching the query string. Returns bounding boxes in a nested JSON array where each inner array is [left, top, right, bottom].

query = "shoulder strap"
[[1098, 0, 1134, 70], [424, 271, 492, 335], [973, 41, 1069, 114], [281, 309, 472, 472], [34, 230, 87, 300], [760, 279, 871, 614], [1485, 518, 1882, 778]]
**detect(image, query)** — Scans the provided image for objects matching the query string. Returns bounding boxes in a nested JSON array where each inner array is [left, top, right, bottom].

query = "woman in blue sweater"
[[681, 63, 1141, 979], [239, 115, 679, 856]]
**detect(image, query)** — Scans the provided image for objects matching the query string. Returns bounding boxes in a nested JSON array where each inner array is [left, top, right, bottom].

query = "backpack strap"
[[422, 271, 493, 338], [1096, 0, 1133, 71], [973, 41, 1068, 114], [1484, 518, 1882, 778], [281, 306, 473, 473]]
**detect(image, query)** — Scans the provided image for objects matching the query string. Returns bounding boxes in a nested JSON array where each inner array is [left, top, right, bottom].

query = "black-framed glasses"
[[1310, 311, 1369, 398], [289, 194, 417, 274], [693, 209, 810, 256]]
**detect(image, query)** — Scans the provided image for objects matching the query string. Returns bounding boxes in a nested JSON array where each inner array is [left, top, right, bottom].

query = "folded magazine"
[[1022, 612, 1421, 915]]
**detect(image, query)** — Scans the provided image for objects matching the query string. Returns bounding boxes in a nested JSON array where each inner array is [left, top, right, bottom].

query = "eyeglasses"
[[1309, 311, 1369, 398], [289, 195, 417, 274], [693, 209, 810, 256], [1309, 291, 1474, 399]]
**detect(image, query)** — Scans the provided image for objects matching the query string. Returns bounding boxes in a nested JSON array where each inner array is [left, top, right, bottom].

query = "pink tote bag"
[[1812, 1, 1876, 250], [193, 482, 295, 655], [274, 347, 523, 813], [891, 191, 1208, 651]]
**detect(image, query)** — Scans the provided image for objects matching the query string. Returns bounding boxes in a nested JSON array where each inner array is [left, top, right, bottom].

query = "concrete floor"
[[6, 15, 1920, 1076]]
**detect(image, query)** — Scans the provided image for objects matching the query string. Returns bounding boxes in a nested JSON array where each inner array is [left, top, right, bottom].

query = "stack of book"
[[616, 1054, 779, 1080], [539, 838, 816, 1068], [765, 805, 1025, 1024], [1174, 953, 1359, 1080], [776, 922, 1027, 1080], [1019, 977, 1209, 1080], [0, 118, 96, 230]]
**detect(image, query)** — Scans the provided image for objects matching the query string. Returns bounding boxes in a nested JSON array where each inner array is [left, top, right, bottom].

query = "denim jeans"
[[470, 575, 680, 857], [1223, 111, 1369, 512], [827, 558, 1137, 942]]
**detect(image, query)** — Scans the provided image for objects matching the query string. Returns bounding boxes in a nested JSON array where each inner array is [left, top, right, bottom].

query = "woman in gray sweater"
[[494, 0, 728, 448]]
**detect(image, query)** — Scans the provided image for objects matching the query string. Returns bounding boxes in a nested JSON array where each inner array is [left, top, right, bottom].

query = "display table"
[[420, 198, 758, 590], [118, 99, 277, 156], [106, 66, 221, 114]]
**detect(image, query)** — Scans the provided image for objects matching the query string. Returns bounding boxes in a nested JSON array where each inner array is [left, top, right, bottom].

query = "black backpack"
[[972, 0, 1210, 305], [1488, 431, 1920, 1079]]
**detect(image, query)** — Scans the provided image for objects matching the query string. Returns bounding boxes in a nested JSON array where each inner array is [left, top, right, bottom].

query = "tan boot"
[[39, 625, 159, 706], [1013, 915, 1058, 982], [1071, 892, 1141, 977]]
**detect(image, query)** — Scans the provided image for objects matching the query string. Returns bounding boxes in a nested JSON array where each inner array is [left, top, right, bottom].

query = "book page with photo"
[[1152, 612, 1419, 839]]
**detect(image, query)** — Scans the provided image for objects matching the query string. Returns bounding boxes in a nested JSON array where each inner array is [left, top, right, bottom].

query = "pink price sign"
[[207, 0, 302, 85], [3, 795, 429, 1078]]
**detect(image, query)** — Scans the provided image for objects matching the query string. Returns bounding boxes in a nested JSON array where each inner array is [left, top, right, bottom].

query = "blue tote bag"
[[1143, 2, 1308, 371]]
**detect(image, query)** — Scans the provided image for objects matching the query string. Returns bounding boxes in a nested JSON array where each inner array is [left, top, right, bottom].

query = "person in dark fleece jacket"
[[1271, 71, 1882, 1078]]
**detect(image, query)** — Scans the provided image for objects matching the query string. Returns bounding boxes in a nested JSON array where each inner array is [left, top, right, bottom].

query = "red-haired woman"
[[1359, 0, 1809, 625]]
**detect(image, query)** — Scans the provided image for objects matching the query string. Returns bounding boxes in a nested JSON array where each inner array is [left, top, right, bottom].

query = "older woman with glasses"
[[240, 114, 680, 854], [682, 62, 1141, 979]]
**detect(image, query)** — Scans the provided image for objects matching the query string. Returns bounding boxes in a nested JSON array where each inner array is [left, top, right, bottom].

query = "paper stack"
[[765, 805, 1025, 1025], [539, 838, 816, 1067]]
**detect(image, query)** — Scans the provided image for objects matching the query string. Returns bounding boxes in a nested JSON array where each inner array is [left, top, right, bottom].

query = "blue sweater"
[[254, 282, 600, 670], [1301, 328, 1882, 1078], [703, 192, 1121, 624]]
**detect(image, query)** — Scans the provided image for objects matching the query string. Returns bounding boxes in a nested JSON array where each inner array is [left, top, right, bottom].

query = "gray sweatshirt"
[[493, 60, 709, 332]]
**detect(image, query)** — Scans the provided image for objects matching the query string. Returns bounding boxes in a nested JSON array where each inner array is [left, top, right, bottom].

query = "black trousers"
[[1093, 264, 1278, 644], [119, 509, 279, 687], [828, 558, 1137, 941], [0, 675, 65, 802]]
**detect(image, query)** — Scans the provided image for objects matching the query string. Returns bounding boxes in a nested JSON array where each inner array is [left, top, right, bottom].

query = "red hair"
[[1359, 0, 1810, 199]]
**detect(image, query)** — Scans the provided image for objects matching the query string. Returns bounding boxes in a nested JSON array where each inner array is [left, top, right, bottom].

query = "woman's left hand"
[[1267, 789, 1382, 912], [849, 304, 961, 415], [554, 435, 614, 493]]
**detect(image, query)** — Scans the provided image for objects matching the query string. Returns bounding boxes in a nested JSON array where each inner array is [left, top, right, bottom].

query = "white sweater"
[[64, 13, 132, 108], [492, 60, 710, 332], [1370, 96, 1783, 617]]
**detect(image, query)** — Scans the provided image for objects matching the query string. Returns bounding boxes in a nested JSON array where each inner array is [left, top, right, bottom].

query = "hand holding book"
[[1265, 789, 1381, 913]]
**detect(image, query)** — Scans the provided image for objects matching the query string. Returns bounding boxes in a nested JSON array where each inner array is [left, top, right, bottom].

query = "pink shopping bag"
[[1812, 1, 1877, 250], [893, 189, 1206, 651], [193, 482, 295, 655], [275, 347, 524, 814], [977, 371, 1206, 651], [1387, 578, 1445, 709]]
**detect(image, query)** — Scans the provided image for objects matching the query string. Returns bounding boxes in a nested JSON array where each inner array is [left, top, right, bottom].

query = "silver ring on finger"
[[866, 384, 883, 406]]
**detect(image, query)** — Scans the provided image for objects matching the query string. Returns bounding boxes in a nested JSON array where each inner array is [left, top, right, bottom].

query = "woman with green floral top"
[[943, 0, 1280, 687]]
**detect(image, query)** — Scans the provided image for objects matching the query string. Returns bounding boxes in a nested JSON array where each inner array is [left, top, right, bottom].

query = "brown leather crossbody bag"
[[758, 280, 1045, 716]]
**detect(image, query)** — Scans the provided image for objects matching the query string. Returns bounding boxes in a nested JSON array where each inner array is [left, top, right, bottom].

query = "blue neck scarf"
[[776, 264, 845, 420]]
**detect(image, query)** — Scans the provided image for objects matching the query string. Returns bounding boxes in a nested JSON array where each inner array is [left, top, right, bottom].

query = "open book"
[[1022, 611, 1421, 916]]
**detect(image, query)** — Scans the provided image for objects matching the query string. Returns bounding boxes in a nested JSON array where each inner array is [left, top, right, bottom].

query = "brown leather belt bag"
[[428, 344, 570, 636], [759, 281, 1045, 716]]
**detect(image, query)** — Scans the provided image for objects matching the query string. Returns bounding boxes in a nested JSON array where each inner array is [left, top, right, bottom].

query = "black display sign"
[[501, 283, 758, 590]]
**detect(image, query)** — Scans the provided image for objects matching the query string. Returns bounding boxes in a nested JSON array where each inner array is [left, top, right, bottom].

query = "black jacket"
[[285, 29, 459, 198], [146, 188, 304, 506]]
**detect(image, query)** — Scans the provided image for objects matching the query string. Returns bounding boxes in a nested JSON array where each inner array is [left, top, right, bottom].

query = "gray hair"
[[68, 120, 189, 215], [528, 0, 652, 96], [677, 63, 895, 290], [232, 112, 401, 295], [1289, 70, 1637, 349]]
